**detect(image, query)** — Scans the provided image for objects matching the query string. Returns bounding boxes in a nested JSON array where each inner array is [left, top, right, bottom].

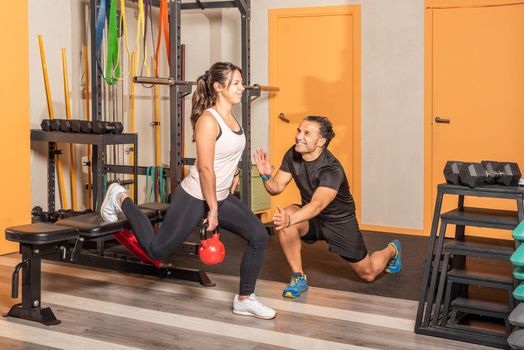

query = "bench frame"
[[4, 212, 215, 325], [4, 242, 67, 325]]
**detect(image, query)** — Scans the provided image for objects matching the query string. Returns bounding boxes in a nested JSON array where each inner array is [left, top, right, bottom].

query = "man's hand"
[[253, 149, 274, 177], [273, 205, 291, 230]]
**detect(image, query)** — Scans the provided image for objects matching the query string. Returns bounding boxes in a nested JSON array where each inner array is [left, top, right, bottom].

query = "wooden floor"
[[0, 254, 495, 350]]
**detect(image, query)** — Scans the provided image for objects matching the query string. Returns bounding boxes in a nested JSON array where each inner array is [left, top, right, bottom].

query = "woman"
[[100, 62, 275, 319]]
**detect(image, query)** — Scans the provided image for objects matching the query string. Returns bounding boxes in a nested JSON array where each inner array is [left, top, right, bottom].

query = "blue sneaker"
[[385, 240, 402, 273], [282, 272, 308, 298]]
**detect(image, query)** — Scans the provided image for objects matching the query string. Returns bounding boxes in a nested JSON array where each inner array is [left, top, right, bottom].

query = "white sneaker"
[[233, 294, 276, 320], [100, 183, 126, 223]]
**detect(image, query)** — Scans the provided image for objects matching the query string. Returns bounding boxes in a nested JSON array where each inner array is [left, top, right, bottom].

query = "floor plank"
[[0, 255, 496, 350]]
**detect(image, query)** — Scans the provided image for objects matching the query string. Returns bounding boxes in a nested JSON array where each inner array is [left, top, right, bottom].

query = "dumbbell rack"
[[30, 130, 138, 211], [415, 183, 524, 348]]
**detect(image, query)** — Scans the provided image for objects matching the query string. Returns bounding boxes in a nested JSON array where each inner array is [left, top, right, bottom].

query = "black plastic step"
[[447, 268, 513, 287], [440, 207, 519, 230], [444, 240, 514, 259], [451, 297, 510, 317]]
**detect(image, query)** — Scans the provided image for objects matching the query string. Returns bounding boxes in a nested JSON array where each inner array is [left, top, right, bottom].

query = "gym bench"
[[3, 204, 214, 326]]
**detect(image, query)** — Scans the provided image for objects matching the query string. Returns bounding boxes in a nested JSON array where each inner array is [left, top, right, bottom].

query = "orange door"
[[426, 1, 524, 238], [268, 6, 361, 218]]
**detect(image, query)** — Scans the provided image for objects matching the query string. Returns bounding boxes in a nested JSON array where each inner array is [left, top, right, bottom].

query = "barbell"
[[133, 76, 279, 93]]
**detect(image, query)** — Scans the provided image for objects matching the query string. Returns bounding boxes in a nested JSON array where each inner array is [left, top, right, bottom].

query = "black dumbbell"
[[40, 211, 58, 223], [81, 120, 93, 133], [70, 119, 89, 133], [41, 119, 61, 132], [444, 161, 521, 187], [59, 119, 73, 132], [70, 119, 82, 133], [92, 121, 124, 134], [487, 161, 521, 186], [55, 209, 75, 220], [443, 161, 463, 186], [41, 119, 52, 131], [31, 206, 43, 217]]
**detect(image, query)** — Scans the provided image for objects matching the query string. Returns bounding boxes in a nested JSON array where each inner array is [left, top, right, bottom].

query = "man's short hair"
[[305, 116, 335, 147]]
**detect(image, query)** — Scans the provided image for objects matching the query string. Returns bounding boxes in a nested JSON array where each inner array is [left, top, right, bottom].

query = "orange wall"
[[0, 1, 30, 254]]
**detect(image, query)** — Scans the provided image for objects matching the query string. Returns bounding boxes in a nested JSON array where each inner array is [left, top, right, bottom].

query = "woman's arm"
[[195, 112, 220, 230]]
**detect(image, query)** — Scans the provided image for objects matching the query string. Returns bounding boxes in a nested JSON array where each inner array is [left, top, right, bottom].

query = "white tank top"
[[180, 108, 245, 201]]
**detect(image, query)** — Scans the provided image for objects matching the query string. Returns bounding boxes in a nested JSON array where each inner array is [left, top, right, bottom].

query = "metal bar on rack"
[[133, 76, 279, 93], [181, 1, 237, 10]]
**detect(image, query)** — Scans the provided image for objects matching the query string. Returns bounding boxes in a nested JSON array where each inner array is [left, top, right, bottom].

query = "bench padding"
[[55, 210, 155, 238], [139, 202, 169, 217], [6, 223, 79, 244]]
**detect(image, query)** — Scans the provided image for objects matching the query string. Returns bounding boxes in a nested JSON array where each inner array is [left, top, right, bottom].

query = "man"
[[254, 116, 401, 298]]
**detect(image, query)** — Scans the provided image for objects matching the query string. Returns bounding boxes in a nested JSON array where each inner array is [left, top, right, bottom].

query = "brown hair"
[[190, 62, 242, 139]]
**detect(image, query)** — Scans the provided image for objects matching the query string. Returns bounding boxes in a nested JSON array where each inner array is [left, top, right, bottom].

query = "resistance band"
[[158, 167, 167, 203], [135, 0, 145, 74], [105, 0, 120, 84], [145, 166, 155, 203], [145, 166, 168, 203], [155, 0, 170, 74], [114, 0, 132, 80], [141, 0, 155, 76]]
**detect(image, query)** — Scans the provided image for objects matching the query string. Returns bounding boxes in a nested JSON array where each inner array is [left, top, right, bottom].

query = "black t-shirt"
[[280, 146, 356, 221]]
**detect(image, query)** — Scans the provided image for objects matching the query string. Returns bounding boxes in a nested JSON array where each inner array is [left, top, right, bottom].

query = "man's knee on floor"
[[356, 270, 376, 283], [349, 257, 377, 282]]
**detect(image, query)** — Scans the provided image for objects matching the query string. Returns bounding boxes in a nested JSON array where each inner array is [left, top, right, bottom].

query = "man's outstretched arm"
[[253, 148, 292, 195]]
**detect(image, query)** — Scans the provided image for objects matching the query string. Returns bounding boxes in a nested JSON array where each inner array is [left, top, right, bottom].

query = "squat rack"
[[90, 0, 257, 208]]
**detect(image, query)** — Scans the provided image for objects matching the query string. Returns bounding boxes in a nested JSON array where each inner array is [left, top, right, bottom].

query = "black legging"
[[121, 185, 268, 295]]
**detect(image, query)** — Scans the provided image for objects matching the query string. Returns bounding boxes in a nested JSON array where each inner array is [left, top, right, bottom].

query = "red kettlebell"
[[198, 225, 226, 265]]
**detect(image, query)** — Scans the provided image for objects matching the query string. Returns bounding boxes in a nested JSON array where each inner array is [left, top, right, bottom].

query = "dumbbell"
[[70, 120, 91, 133], [39, 211, 58, 223], [41, 119, 61, 132], [59, 119, 73, 132], [444, 161, 521, 187], [92, 121, 124, 134], [81, 120, 93, 133], [31, 206, 43, 218]]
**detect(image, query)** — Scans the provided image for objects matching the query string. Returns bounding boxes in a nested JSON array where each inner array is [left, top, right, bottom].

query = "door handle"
[[434, 117, 451, 124], [278, 112, 290, 123]]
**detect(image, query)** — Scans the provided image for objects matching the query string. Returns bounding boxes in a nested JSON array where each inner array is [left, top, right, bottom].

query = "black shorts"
[[301, 215, 368, 263]]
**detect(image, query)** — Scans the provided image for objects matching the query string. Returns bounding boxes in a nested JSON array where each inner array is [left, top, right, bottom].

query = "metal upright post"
[[48, 143, 56, 212], [91, 0, 103, 209], [169, 0, 183, 192], [239, 0, 251, 209]]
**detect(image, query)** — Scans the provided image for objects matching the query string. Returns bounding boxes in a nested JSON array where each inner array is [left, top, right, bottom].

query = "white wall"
[[29, 0, 73, 210], [29, 0, 425, 231]]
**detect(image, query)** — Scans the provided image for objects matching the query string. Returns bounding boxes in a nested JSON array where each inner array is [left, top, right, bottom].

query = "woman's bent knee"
[[250, 226, 268, 248]]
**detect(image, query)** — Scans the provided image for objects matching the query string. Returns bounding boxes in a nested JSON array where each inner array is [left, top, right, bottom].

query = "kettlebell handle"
[[200, 225, 219, 241]]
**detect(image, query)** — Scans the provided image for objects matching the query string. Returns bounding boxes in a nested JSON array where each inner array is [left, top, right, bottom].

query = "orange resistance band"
[[154, 0, 170, 76]]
